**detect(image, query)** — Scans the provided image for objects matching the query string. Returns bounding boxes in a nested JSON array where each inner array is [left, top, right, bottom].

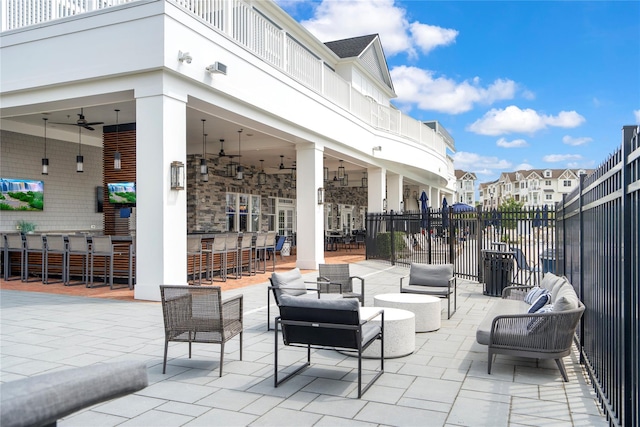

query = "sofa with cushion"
[[475, 272, 585, 381]]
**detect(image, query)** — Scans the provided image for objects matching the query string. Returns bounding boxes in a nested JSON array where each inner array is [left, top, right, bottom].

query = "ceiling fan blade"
[[49, 122, 77, 126], [84, 121, 104, 126], [83, 125, 95, 131]]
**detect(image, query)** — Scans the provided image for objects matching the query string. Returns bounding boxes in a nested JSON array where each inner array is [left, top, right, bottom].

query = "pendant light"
[[341, 174, 348, 186], [41, 118, 49, 175], [338, 160, 345, 180], [324, 166, 329, 182], [76, 126, 84, 173], [361, 171, 368, 188], [235, 129, 243, 180], [258, 159, 266, 185], [113, 109, 121, 170], [200, 119, 208, 181]]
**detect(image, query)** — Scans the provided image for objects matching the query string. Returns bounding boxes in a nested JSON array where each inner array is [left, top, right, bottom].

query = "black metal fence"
[[366, 206, 556, 284], [556, 125, 639, 427]]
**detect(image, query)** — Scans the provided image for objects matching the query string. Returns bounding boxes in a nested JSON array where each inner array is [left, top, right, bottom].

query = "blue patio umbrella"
[[490, 208, 499, 227], [451, 202, 475, 213], [420, 191, 429, 229], [442, 197, 449, 229], [542, 205, 549, 227], [533, 207, 541, 227]]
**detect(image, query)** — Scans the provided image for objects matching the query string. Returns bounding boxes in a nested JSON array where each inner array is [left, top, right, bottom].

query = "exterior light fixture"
[[235, 129, 243, 180], [170, 161, 185, 190], [361, 172, 367, 188], [318, 187, 325, 204], [200, 119, 208, 180], [41, 118, 49, 175], [323, 166, 329, 182], [76, 127, 84, 173], [383, 198, 387, 211], [113, 109, 121, 170], [227, 162, 237, 178], [291, 167, 296, 181], [206, 62, 227, 74], [258, 160, 266, 185], [338, 160, 345, 180], [178, 51, 192, 63], [341, 174, 348, 187]]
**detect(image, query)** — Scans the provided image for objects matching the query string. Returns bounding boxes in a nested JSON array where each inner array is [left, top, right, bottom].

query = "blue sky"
[[277, 0, 640, 184]]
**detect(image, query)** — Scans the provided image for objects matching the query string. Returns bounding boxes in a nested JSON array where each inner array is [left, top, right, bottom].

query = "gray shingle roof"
[[325, 34, 378, 58]]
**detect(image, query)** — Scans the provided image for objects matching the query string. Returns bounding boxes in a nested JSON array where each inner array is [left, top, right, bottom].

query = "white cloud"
[[515, 163, 534, 170], [562, 135, 592, 146], [496, 137, 528, 148], [409, 22, 458, 55], [634, 109, 640, 124], [543, 154, 583, 163], [391, 66, 517, 114], [467, 105, 586, 136], [452, 151, 511, 173]]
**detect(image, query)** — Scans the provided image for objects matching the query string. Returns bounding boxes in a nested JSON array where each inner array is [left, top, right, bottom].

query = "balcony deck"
[[0, 256, 606, 426]]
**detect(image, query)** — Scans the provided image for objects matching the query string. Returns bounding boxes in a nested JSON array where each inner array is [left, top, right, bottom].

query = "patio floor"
[[0, 257, 607, 426]]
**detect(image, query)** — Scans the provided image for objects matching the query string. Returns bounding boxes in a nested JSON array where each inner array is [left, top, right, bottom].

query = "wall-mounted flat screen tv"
[[107, 182, 136, 206], [0, 178, 44, 211]]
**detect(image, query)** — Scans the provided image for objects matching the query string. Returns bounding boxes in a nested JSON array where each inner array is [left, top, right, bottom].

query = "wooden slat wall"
[[103, 123, 136, 236]]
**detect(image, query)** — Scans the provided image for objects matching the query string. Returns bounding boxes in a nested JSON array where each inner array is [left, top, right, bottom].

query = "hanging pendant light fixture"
[[341, 174, 348, 186], [235, 129, 243, 180], [113, 109, 121, 170], [324, 166, 329, 182], [41, 118, 49, 175], [76, 126, 84, 173], [361, 171, 368, 188], [258, 159, 266, 185], [200, 119, 208, 181], [338, 160, 345, 180]]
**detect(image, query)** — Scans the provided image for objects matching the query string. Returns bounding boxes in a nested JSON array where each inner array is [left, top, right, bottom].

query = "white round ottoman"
[[359, 306, 415, 358], [374, 293, 441, 332]]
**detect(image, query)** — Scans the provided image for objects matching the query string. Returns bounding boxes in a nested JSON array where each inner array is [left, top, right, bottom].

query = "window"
[[226, 193, 237, 232], [265, 197, 276, 232], [226, 193, 262, 232], [546, 194, 553, 200], [563, 180, 572, 187], [544, 170, 552, 178], [545, 180, 552, 186]]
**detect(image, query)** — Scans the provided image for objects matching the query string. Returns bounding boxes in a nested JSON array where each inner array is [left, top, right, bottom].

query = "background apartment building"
[[454, 170, 477, 206], [478, 168, 591, 209]]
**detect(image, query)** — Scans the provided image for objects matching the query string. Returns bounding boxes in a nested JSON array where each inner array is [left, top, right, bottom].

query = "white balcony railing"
[[2, 0, 452, 160]]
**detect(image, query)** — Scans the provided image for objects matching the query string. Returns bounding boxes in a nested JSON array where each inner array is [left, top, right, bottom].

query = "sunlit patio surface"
[[0, 252, 607, 426]]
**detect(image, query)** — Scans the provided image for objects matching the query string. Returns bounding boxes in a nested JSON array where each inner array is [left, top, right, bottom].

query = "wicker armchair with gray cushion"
[[317, 263, 365, 305], [160, 285, 243, 377], [0, 361, 148, 427], [400, 263, 456, 318], [267, 267, 342, 330], [274, 295, 384, 398], [476, 273, 585, 381]]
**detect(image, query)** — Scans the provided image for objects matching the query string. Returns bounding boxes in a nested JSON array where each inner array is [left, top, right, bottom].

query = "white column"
[[134, 93, 188, 301], [387, 174, 403, 212], [295, 144, 325, 270], [367, 167, 386, 212]]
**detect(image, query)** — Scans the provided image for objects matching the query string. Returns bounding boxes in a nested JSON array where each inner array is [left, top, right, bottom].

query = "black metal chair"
[[23, 234, 45, 282], [274, 295, 384, 398], [160, 285, 243, 377], [400, 263, 457, 319], [317, 263, 365, 305], [3, 233, 25, 281]]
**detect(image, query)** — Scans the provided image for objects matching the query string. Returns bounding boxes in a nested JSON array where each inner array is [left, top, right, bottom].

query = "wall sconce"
[[400, 200, 404, 212], [383, 198, 387, 210], [206, 62, 227, 74], [372, 146, 382, 154], [318, 187, 325, 205], [258, 160, 266, 185], [338, 160, 345, 180], [361, 171, 367, 188], [170, 161, 185, 190], [178, 51, 192, 63]]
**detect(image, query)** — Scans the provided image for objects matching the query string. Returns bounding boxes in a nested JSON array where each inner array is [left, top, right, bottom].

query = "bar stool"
[[128, 236, 136, 290], [44, 234, 67, 284], [66, 235, 90, 286], [224, 233, 240, 279], [187, 236, 207, 285], [24, 234, 46, 283], [209, 234, 227, 282], [253, 232, 268, 274], [3, 233, 25, 281], [238, 232, 254, 276], [90, 235, 122, 289], [264, 231, 277, 272]]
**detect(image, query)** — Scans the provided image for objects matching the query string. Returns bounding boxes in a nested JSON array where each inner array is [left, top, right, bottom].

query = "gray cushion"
[[554, 285, 579, 311], [550, 279, 571, 303], [476, 299, 528, 345], [540, 272, 563, 292], [279, 294, 358, 311], [271, 268, 307, 297], [409, 263, 453, 287], [524, 286, 547, 304]]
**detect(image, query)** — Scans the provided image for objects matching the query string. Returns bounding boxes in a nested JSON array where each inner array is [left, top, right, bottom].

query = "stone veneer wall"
[[186, 155, 368, 232], [0, 130, 103, 232]]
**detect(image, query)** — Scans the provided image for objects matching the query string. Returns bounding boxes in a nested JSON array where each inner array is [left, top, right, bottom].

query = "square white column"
[[134, 94, 188, 301], [367, 168, 386, 212], [387, 174, 403, 212], [295, 144, 325, 269]]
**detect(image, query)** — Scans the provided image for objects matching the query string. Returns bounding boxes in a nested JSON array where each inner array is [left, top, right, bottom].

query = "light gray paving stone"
[[239, 395, 284, 416], [510, 413, 579, 427], [2, 359, 63, 376], [462, 376, 539, 398], [137, 381, 216, 403], [355, 401, 448, 426], [92, 394, 165, 418], [155, 401, 211, 417], [356, 383, 404, 404], [447, 396, 510, 426], [250, 407, 322, 426], [59, 411, 129, 427], [511, 396, 572, 421], [314, 415, 378, 426], [205, 372, 264, 390], [118, 409, 194, 427], [301, 377, 357, 397], [304, 394, 368, 417], [276, 391, 319, 410], [396, 396, 451, 414], [196, 388, 260, 411], [404, 377, 462, 404]]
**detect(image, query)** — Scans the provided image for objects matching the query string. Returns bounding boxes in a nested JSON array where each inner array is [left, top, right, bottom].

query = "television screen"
[[108, 182, 136, 205], [0, 178, 44, 211]]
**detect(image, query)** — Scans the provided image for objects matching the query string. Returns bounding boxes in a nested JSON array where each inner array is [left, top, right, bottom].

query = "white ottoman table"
[[359, 306, 415, 358], [374, 293, 441, 332]]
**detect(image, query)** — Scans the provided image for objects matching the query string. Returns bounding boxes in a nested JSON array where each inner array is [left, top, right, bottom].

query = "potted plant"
[[16, 220, 37, 234]]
